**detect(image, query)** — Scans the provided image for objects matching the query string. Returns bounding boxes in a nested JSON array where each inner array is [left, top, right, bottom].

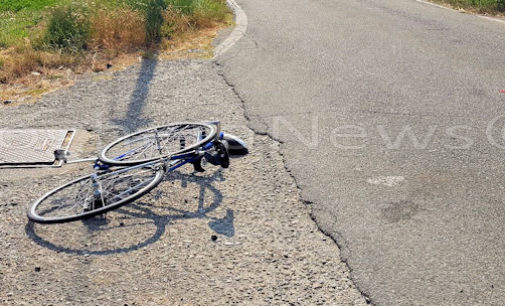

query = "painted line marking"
[[213, 0, 248, 59], [414, 0, 448, 10], [478, 14, 505, 25]]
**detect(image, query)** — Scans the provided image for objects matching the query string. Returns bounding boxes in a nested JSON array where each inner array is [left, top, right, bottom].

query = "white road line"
[[414, 0, 449, 10], [213, 0, 248, 59], [414, 0, 505, 25], [478, 14, 505, 25]]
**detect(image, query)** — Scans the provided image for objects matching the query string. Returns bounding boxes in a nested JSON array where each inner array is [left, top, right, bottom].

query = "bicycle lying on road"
[[28, 122, 248, 224]]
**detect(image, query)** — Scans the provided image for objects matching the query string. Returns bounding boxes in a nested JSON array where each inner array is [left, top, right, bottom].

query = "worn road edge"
[[415, 0, 505, 25], [213, 0, 248, 59]]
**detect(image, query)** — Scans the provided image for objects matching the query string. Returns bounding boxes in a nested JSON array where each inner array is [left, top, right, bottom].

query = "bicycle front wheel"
[[99, 123, 217, 166], [28, 166, 164, 224]]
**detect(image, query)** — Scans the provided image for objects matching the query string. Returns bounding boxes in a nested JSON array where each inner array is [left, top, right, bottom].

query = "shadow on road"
[[25, 170, 235, 256], [112, 0, 167, 132], [112, 58, 157, 132]]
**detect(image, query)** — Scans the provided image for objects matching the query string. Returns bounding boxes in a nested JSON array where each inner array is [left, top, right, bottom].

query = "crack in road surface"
[[216, 0, 505, 304], [0, 60, 366, 305]]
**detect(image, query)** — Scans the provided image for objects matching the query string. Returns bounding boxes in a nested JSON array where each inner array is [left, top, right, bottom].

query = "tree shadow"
[[112, 58, 156, 133], [25, 170, 235, 256], [111, 0, 166, 133]]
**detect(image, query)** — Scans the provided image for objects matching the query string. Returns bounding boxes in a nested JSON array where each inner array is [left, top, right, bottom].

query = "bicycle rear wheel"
[[28, 165, 164, 224], [99, 123, 217, 166]]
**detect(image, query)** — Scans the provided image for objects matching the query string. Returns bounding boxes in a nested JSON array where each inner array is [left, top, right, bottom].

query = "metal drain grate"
[[0, 129, 75, 167]]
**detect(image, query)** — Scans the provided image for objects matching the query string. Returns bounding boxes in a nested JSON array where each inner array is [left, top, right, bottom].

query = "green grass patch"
[[0, 0, 58, 12], [166, 0, 197, 14], [0, 10, 45, 48]]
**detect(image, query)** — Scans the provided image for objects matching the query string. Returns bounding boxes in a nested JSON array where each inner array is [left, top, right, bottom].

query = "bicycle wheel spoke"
[[101, 123, 216, 165], [115, 141, 153, 160], [104, 180, 150, 202], [99, 169, 154, 200], [30, 166, 162, 223]]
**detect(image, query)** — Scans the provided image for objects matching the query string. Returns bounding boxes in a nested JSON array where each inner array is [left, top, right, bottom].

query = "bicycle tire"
[[28, 166, 164, 224], [99, 123, 217, 166]]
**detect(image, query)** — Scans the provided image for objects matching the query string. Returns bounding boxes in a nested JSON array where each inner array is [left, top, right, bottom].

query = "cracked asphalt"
[[0, 59, 366, 304], [217, 0, 505, 304]]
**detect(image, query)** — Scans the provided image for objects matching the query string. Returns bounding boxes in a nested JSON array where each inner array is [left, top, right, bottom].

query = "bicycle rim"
[[99, 123, 217, 166], [28, 166, 164, 224]]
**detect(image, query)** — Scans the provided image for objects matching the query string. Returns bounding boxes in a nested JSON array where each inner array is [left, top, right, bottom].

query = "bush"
[[45, 4, 90, 51], [145, 0, 166, 45], [498, 0, 505, 11]]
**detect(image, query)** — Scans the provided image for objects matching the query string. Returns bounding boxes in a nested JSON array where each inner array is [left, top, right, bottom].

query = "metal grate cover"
[[0, 130, 72, 165]]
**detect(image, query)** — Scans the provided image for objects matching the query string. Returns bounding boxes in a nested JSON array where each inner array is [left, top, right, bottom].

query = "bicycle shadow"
[[25, 170, 235, 256]]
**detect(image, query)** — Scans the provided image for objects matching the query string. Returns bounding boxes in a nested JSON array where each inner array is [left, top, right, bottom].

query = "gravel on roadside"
[[0, 59, 367, 305]]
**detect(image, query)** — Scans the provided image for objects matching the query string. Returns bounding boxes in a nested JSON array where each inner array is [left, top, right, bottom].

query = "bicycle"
[[27, 121, 248, 224]]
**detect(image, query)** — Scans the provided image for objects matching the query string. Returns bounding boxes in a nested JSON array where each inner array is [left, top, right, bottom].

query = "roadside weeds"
[[428, 0, 505, 16], [0, 0, 233, 103]]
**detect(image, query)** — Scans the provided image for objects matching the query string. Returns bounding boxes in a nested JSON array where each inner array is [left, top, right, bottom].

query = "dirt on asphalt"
[[0, 59, 367, 305]]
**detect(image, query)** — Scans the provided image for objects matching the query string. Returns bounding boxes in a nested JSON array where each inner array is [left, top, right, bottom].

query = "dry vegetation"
[[0, 0, 233, 102], [90, 9, 147, 53]]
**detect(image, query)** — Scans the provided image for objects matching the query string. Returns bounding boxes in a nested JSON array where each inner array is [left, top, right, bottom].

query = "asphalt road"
[[218, 0, 505, 304], [0, 60, 365, 304]]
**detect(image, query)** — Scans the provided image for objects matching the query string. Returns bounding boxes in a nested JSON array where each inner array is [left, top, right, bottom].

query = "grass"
[[0, 10, 44, 48], [0, 0, 232, 86], [0, 0, 59, 12], [433, 0, 505, 13]]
